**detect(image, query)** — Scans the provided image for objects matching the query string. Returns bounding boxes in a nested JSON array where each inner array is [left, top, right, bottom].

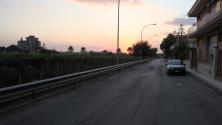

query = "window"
[[168, 60, 182, 65]]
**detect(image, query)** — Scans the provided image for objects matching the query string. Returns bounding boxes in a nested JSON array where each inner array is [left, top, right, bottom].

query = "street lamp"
[[140, 23, 156, 59], [116, 0, 120, 64]]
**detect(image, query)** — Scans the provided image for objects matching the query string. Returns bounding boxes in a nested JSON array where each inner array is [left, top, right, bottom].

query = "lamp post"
[[140, 23, 156, 59], [117, 0, 120, 64]]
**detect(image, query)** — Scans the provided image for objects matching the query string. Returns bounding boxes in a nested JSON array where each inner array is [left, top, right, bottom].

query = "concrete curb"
[[186, 68, 222, 93]]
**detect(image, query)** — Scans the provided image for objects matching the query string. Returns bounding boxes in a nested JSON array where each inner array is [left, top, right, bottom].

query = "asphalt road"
[[1, 59, 222, 125]]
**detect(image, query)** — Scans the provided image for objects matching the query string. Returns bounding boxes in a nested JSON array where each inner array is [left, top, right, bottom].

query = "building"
[[17, 35, 42, 52], [5, 45, 29, 53], [188, 0, 222, 79], [4, 36, 44, 53]]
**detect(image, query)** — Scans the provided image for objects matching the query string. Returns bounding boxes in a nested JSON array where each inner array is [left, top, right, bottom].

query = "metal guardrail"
[[0, 59, 153, 104]]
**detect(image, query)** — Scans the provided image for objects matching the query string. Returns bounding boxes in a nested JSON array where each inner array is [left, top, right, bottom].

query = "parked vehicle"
[[166, 59, 186, 75]]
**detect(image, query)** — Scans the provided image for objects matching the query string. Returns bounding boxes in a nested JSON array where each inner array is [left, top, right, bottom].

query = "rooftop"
[[188, 0, 209, 17]]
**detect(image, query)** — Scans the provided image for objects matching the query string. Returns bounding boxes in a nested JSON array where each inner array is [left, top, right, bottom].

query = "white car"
[[166, 59, 186, 75]]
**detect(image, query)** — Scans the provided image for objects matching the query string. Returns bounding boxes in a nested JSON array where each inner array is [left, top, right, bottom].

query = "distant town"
[[0, 35, 59, 53]]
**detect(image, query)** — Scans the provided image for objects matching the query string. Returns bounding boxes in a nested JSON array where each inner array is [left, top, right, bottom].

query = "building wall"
[[219, 42, 222, 49], [196, 29, 221, 64], [218, 49, 222, 78], [197, 37, 205, 49], [193, 30, 219, 77], [196, 0, 221, 29], [219, 31, 222, 48], [197, 62, 214, 78], [17, 36, 41, 52], [188, 0, 222, 79], [197, 37, 208, 63]]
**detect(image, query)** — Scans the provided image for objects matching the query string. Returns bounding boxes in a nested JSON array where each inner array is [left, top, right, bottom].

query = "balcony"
[[188, 0, 208, 17], [188, 23, 197, 35], [197, 3, 222, 29], [189, 1, 222, 37]]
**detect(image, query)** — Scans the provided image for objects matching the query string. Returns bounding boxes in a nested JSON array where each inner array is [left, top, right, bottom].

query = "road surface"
[[1, 59, 222, 125]]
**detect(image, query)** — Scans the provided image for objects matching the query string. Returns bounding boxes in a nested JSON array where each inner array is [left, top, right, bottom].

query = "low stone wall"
[[185, 60, 214, 78], [197, 62, 213, 78], [185, 60, 190, 68]]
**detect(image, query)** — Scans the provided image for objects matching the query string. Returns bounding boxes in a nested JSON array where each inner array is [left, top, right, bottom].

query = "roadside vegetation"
[[0, 41, 157, 87], [160, 25, 190, 60], [0, 52, 140, 87], [128, 41, 157, 58]]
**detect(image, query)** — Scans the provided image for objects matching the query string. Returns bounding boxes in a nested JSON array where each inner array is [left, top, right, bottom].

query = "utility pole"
[[117, 0, 120, 64]]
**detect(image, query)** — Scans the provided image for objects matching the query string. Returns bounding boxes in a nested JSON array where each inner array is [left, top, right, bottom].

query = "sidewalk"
[[186, 67, 222, 93]]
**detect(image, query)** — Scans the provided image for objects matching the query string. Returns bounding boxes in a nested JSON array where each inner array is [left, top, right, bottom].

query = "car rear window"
[[168, 60, 181, 65]]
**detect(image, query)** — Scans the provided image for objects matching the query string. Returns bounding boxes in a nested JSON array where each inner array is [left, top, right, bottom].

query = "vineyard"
[[0, 52, 140, 87]]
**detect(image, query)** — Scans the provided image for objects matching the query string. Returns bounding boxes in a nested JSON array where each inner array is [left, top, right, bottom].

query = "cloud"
[[72, 0, 142, 4], [165, 17, 196, 26]]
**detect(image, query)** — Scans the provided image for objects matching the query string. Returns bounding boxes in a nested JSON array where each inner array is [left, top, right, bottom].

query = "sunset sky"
[[0, 0, 196, 52]]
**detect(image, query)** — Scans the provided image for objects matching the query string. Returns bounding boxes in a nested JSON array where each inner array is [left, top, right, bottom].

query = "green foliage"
[[160, 34, 176, 58], [81, 47, 86, 53], [131, 41, 157, 58], [173, 43, 189, 60], [127, 47, 133, 55], [68, 46, 74, 52], [0, 52, 139, 87]]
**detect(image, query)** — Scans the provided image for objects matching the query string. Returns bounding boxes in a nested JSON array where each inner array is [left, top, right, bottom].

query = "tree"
[[102, 50, 113, 55], [132, 41, 152, 57], [178, 24, 186, 36], [172, 24, 189, 60], [150, 48, 158, 57], [173, 42, 190, 60], [127, 47, 133, 55], [81, 47, 86, 53], [68, 46, 74, 53], [102, 50, 108, 53], [117, 48, 121, 54], [160, 33, 176, 58]]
